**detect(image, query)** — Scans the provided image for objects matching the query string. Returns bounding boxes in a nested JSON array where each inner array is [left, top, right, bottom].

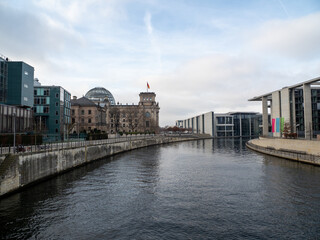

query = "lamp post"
[[13, 113, 16, 153]]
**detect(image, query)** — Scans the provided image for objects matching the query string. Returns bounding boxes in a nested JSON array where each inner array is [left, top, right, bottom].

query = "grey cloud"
[[250, 12, 320, 60]]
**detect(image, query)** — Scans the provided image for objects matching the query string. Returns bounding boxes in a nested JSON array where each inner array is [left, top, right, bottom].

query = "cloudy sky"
[[1, 0, 320, 126]]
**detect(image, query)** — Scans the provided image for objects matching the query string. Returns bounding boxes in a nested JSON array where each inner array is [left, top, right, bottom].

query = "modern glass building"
[[0, 56, 8, 104], [294, 88, 320, 136], [34, 84, 71, 141], [178, 111, 262, 137], [230, 112, 262, 137], [7, 61, 34, 108], [0, 56, 34, 134]]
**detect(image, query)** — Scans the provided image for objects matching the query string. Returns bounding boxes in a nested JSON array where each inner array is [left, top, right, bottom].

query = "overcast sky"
[[1, 0, 320, 126]]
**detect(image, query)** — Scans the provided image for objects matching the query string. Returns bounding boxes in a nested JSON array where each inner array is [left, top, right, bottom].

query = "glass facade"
[[34, 86, 71, 141], [85, 87, 116, 105], [0, 57, 8, 104], [295, 88, 320, 136]]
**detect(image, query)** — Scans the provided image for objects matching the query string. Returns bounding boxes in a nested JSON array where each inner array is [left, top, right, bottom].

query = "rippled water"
[[1, 138, 320, 239]]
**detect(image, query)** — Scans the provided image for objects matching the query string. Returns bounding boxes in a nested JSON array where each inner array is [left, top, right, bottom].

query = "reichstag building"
[[71, 87, 160, 134]]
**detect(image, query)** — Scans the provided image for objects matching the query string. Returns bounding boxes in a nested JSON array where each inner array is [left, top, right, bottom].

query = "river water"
[[1, 138, 320, 239]]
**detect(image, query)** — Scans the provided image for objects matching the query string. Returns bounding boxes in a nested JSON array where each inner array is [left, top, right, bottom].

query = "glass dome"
[[85, 87, 116, 105]]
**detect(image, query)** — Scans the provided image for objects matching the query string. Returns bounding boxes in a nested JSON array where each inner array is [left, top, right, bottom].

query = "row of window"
[[110, 118, 138, 123], [111, 123, 139, 128], [34, 97, 50, 105]]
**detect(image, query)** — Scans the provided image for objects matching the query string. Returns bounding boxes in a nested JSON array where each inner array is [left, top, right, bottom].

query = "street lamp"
[[13, 113, 16, 153]]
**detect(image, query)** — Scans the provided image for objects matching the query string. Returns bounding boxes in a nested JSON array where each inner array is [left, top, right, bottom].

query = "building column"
[[291, 89, 296, 133], [239, 114, 242, 137], [262, 96, 269, 136], [303, 84, 312, 139]]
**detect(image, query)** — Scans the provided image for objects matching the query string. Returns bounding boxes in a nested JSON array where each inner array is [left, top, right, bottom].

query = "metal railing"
[[0, 134, 163, 155]]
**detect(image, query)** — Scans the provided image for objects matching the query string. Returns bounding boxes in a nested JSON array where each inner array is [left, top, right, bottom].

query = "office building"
[[249, 76, 320, 139], [34, 82, 71, 141], [0, 56, 33, 134], [177, 111, 261, 137], [7, 61, 34, 108]]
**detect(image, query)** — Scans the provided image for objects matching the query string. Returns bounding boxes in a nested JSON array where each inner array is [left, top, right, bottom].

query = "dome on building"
[[85, 87, 116, 105]]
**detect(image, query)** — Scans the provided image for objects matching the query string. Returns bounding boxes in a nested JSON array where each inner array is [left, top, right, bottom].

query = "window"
[[88, 118, 91, 123], [55, 102, 58, 107], [217, 117, 225, 124], [145, 112, 151, 118], [24, 97, 28, 101], [24, 71, 28, 75], [123, 123, 125, 127], [56, 120, 58, 124], [56, 111, 58, 115], [24, 84, 28, 88], [88, 110, 91, 114], [146, 121, 149, 127], [56, 93, 59, 98], [111, 119, 113, 122], [55, 128, 58, 133], [123, 118, 125, 122], [111, 124, 114, 127], [72, 118, 75, 124], [72, 109, 75, 115], [44, 107, 49, 113], [81, 110, 84, 115], [81, 118, 84, 123]]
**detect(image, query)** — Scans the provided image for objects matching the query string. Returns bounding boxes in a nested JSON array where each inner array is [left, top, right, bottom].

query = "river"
[[1, 138, 320, 239]]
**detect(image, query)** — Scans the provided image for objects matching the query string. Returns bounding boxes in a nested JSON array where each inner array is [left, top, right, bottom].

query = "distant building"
[[71, 96, 106, 133], [34, 82, 71, 141], [249, 76, 320, 139], [0, 55, 33, 134], [72, 88, 160, 134], [177, 111, 261, 137], [175, 120, 183, 128]]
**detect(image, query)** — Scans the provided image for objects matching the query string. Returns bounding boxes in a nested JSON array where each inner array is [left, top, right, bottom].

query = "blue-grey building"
[[177, 111, 262, 137], [0, 56, 8, 104], [0, 56, 34, 134], [7, 61, 34, 108], [34, 81, 71, 141]]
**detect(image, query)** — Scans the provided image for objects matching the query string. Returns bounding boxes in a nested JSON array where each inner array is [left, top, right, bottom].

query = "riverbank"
[[246, 137, 320, 166], [0, 135, 202, 198]]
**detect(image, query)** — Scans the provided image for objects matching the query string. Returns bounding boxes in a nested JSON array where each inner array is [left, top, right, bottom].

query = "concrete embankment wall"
[[246, 137, 320, 166], [0, 136, 191, 197]]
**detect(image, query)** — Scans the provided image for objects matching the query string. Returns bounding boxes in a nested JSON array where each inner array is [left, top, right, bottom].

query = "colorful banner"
[[280, 117, 284, 132], [276, 118, 280, 133], [272, 118, 275, 133]]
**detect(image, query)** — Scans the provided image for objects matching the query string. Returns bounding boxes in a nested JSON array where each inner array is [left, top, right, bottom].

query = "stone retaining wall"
[[246, 138, 320, 166], [0, 136, 191, 198]]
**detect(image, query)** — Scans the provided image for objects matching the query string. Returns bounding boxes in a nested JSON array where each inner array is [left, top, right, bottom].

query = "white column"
[[303, 84, 312, 139], [262, 96, 269, 136]]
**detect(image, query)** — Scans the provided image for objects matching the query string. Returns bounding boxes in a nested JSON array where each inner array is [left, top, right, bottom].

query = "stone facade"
[[71, 92, 160, 134], [71, 97, 106, 133], [107, 92, 160, 134]]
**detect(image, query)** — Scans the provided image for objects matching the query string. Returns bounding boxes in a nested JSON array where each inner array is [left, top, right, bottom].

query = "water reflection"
[[1, 138, 320, 239]]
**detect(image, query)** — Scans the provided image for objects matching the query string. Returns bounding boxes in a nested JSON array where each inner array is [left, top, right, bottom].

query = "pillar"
[[303, 84, 312, 139], [262, 96, 268, 136]]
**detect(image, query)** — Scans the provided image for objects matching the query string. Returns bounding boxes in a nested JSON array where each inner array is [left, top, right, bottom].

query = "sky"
[[1, 0, 320, 126]]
